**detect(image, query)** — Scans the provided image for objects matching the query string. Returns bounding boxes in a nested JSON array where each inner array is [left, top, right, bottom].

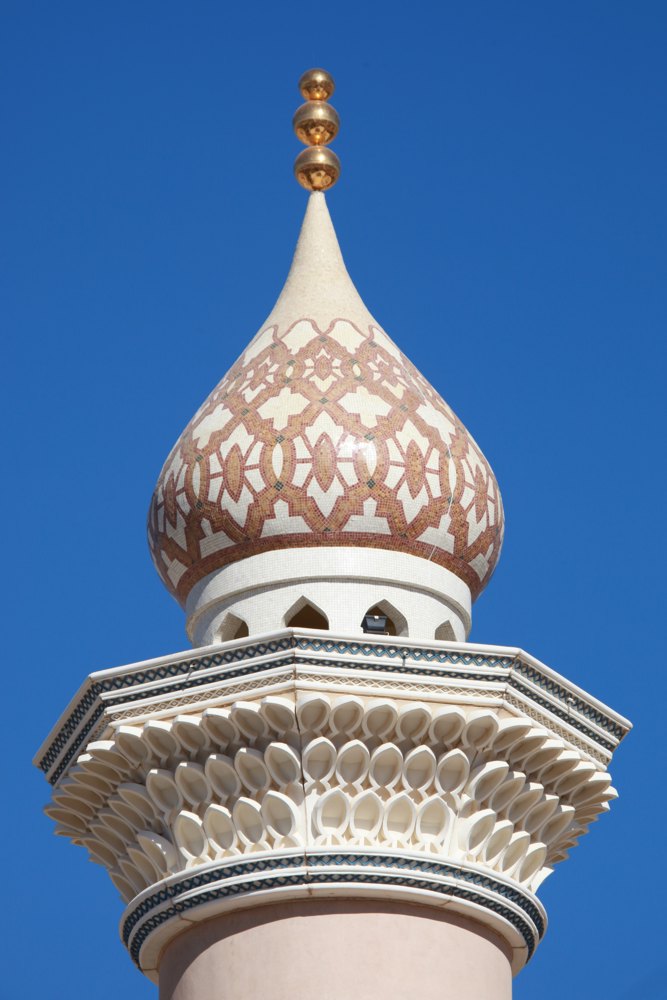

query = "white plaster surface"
[[261, 192, 380, 334], [185, 546, 472, 645]]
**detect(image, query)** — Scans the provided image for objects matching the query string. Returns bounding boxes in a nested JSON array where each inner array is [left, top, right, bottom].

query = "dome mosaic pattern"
[[148, 315, 503, 605]]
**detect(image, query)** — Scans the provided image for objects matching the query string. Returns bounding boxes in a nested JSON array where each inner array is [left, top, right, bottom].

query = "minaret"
[[35, 70, 630, 1000]]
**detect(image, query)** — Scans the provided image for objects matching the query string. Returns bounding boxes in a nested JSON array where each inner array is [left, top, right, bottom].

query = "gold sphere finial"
[[294, 146, 341, 191], [298, 68, 335, 102], [293, 101, 340, 147], [293, 69, 340, 191]]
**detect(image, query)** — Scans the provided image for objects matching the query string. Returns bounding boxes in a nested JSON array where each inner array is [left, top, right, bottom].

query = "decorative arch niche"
[[435, 621, 456, 641], [284, 597, 329, 630], [362, 601, 408, 638], [218, 612, 249, 642]]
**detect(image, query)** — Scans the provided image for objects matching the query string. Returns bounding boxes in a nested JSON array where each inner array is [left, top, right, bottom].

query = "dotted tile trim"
[[122, 852, 544, 969], [40, 636, 623, 783]]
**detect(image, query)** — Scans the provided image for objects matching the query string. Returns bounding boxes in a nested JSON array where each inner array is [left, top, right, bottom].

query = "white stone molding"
[[35, 630, 629, 983], [184, 547, 473, 646]]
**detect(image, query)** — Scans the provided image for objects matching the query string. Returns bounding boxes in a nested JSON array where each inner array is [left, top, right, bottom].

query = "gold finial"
[[294, 146, 341, 191], [293, 69, 340, 191], [293, 101, 339, 146], [298, 68, 335, 102]]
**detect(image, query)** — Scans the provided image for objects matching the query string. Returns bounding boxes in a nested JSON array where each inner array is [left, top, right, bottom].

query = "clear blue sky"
[[4, 3, 666, 997]]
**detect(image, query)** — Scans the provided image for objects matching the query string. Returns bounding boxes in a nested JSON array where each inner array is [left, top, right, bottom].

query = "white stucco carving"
[[37, 629, 629, 980]]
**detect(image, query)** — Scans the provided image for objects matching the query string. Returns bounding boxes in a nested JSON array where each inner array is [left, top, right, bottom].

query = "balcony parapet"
[[35, 629, 630, 981]]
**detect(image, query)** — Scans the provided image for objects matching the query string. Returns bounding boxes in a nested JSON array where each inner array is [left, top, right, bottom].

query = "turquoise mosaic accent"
[[40, 634, 623, 783], [122, 852, 544, 969]]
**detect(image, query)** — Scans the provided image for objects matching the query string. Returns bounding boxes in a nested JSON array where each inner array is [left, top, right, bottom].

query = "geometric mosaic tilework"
[[148, 317, 504, 605]]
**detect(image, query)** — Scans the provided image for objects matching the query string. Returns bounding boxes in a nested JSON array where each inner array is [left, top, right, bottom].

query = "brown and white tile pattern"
[[148, 316, 503, 605]]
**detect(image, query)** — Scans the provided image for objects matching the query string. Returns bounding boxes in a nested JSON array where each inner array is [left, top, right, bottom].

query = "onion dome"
[[148, 191, 504, 609]]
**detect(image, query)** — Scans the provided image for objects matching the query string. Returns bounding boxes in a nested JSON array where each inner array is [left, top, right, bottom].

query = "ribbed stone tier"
[[35, 629, 629, 984]]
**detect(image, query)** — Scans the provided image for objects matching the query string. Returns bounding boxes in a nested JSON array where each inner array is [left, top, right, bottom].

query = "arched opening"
[[284, 597, 329, 631], [435, 621, 456, 641], [361, 601, 408, 638], [218, 612, 249, 642]]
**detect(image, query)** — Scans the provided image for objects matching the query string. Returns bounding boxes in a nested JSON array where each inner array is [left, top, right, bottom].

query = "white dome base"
[[185, 547, 472, 647]]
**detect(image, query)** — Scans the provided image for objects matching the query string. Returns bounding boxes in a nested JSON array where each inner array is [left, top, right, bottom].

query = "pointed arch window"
[[285, 597, 329, 630], [218, 612, 249, 642], [361, 602, 408, 637]]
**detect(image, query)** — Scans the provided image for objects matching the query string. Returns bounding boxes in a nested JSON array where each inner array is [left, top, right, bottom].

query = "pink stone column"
[[159, 901, 513, 1000]]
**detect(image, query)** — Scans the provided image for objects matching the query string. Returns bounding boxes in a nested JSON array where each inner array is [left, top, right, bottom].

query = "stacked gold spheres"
[[293, 68, 341, 192]]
